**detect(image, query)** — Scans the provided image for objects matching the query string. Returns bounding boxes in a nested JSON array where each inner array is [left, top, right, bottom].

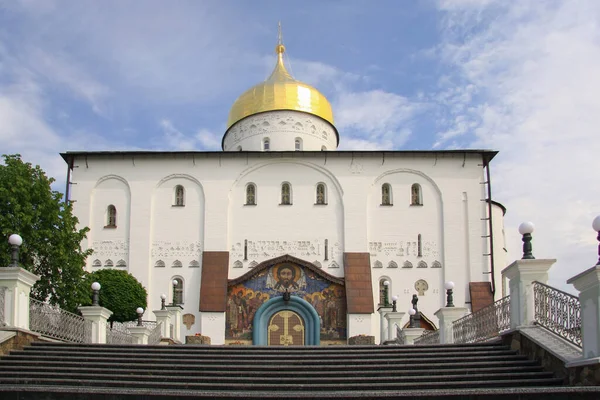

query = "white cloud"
[[436, 0, 600, 291], [158, 120, 220, 151]]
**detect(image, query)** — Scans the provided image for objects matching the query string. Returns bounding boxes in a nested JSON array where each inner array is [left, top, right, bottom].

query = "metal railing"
[[148, 322, 163, 345], [533, 281, 581, 347], [29, 298, 91, 343], [453, 295, 510, 344], [106, 321, 136, 344], [396, 325, 406, 344], [414, 329, 440, 345], [0, 287, 6, 327]]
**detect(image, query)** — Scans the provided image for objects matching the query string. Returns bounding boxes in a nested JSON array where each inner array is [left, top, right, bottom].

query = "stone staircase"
[[0, 340, 599, 399]]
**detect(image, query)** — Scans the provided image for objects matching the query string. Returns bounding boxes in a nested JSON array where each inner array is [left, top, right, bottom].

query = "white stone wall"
[[67, 150, 499, 342], [222, 111, 338, 151]]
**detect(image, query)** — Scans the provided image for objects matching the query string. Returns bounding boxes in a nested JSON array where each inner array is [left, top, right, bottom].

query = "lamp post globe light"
[[593, 215, 600, 265], [408, 308, 416, 328], [391, 295, 398, 312], [160, 293, 167, 310], [136, 307, 144, 326], [7, 234, 23, 267], [444, 281, 455, 307], [91, 282, 101, 306], [518, 221, 535, 259]]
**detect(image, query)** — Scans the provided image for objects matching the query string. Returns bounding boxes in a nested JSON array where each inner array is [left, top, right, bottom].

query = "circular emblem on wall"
[[415, 279, 429, 296]]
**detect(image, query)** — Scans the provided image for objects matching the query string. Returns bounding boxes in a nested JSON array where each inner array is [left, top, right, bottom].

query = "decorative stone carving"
[[155, 260, 165, 268], [373, 260, 383, 269], [183, 314, 195, 330], [172, 260, 183, 268], [432, 261, 442, 268], [116, 260, 127, 268], [230, 239, 342, 268], [92, 259, 102, 268], [189, 261, 200, 268], [249, 261, 258, 268], [415, 279, 429, 296], [329, 261, 340, 269], [417, 261, 427, 269], [369, 240, 439, 259], [151, 241, 203, 259], [403, 261, 413, 269], [388, 261, 398, 269], [104, 259, 113, 268], [313, 261, 322, 269], [91, 240, 129, 259], [233, 260, 243, 269]]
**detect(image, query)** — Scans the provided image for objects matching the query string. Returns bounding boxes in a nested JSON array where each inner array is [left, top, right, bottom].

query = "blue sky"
[[1, 0, 599, 292]]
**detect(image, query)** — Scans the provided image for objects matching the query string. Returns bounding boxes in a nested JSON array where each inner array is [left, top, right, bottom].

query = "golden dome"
[[226, 42, 335, 129]]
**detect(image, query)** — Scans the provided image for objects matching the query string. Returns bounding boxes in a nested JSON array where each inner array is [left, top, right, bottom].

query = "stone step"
[[1, 353, 529, 365], [3, 386, 600, 400], [0, 377, 564, 391], [0, 370, 555, 384], [0, 358, 540, 371], [0, 364, 545, 377], [10, 348, 519, 360]]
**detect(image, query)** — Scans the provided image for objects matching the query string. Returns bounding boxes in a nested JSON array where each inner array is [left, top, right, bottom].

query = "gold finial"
[[275, 21, 285, 54]]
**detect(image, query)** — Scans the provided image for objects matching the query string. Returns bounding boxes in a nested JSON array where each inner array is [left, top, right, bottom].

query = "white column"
[[78, 306, 113, 344], [128, 326, 151, 345], [501, 259, 555, 328], [434, 307, 468, 344], [153, 309, 172, 339], [166, 305, 183, 343], [0, 267, 40, 330], [402, 328, 425, 345], [377, 306, 392, 343], [385, 312, 405, 342], [567, 265, 600, 359]]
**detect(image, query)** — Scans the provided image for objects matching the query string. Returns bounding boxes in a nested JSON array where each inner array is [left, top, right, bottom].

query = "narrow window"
[[381, 184, 392, 206], [418, 234, 422, 257], [295, 138, 302, 151], [246, 184, 256, 205], [106, 205, 117, 227], [244, 239, 248, 261], [379, 279, 389, 306], [263, 138, 270, 151], [316, 183, 326, 205], [174, 185, 185, 206], [411, 184, 422, 205], [324, 239, 329, 261], [281, 183, 291, 205], [173, 278, 184, 305]]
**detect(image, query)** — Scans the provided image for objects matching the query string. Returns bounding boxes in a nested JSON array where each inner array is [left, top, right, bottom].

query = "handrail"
[[533, 281, 581, 347], [453, 295, 510, 344], [29, 298, 91, 343]]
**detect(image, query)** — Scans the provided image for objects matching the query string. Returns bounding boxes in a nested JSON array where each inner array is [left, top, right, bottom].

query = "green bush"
[[81, 269, 148, 323]]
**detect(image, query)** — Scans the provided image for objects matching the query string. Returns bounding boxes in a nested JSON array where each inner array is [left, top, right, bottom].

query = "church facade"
[[62, 39, 506, 345]]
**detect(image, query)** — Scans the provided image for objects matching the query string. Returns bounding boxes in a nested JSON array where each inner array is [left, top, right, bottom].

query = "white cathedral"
[[62, 38, 507, 345]]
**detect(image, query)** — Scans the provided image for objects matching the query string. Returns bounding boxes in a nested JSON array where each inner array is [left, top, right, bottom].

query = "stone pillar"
[[166, 305, 183, 343], [128, 326, 151, 345], [567, 265, 600, 359], [0, 267, 40, 330], [153, 309, 172, 339], [377, 305, 392, 343], [78, 306, 113, 344], [402, 328, 425, 345], [434, 307, 468, 344], [385, 312, 405, 343], [501, 259, 555, 328]]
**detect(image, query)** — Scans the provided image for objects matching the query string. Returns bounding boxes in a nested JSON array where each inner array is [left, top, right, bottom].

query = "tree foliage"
[[0, 154, 92, 312], [81, 269, 148, 323]]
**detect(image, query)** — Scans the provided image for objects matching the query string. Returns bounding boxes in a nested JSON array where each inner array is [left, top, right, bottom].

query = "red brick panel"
[[199, 252, 230, 312], [343, 253, 374, 314], [469, 282, 493, 313]]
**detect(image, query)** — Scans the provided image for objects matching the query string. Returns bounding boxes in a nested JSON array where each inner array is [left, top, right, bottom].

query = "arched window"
[[174, 185, 185, 206], [172, 277, 184, 305], [104, 259, 114, 268], [381, 184, 392, 206], [379, 279, 390, 306], [316, 183, 327, 205], [106, 205, 117, 227], [263, 137, 270, 151], [172, 260, 182, 268], [295, 138, 302, 151], [155, 260, 165, 268], [281, 182, 292, 205], [411, 183, 423, 205], [246, 184, 256, 205], [116, 260, 126, 268], [92, 259, 102, 268]]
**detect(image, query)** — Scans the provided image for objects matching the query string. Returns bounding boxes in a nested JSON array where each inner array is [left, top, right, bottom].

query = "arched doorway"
[[253, 295, 320, 345], [268, 310, 305, 346]]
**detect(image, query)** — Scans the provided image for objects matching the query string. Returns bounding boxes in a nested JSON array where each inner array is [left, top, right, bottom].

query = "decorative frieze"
[[90, 240, 129, 259]]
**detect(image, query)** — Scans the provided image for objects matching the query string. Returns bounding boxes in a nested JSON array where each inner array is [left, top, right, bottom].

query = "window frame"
[[106, 205, 117, 228], [280, 182, 292, 205], [174, 185, 185, 207], [245, 183, 257, 206], [315, 183, 327, 205], [411, 183, 423, 206], [381, 183, 393, 206]]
